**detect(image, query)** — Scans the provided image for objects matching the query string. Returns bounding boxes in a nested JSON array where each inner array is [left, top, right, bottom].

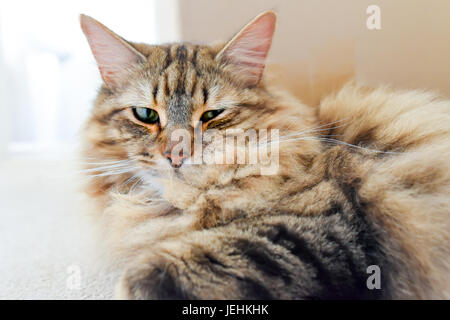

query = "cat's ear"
[[80, 14, 146, 89], [216, 11, 277, 87]]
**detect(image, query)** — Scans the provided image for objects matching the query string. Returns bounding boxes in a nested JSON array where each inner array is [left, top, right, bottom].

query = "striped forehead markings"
[[156, 44, 204, 99]]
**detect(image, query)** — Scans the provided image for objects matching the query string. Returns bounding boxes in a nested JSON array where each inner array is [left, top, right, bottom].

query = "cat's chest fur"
[[134, 145, 367, 229]]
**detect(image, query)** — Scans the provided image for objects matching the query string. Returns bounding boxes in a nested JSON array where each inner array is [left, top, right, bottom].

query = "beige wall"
[[355, 0, 450, 96], [177, 0, 450, 105]]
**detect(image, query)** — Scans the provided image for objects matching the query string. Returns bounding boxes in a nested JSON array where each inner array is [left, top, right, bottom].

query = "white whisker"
[[278, 118, 351, 140], [277, 136, 401, 154], [78, 159, 138, 178], [279, 124, 348, 140]]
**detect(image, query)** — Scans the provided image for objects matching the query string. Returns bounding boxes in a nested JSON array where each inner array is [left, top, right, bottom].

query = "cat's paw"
[[115, 255, 190, 300]]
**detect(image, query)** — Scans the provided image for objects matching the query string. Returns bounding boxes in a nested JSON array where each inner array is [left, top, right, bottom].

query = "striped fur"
[[80, 12, 450, 299]]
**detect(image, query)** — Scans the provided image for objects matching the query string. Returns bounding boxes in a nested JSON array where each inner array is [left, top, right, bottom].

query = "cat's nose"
[[164, 150, 187, 168]]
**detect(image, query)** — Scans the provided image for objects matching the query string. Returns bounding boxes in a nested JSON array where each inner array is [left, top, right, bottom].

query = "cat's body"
[[80, 12, 450, 299]]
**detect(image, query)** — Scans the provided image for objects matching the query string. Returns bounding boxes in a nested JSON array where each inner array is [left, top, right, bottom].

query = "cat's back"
[[317, 82, 450, 298]]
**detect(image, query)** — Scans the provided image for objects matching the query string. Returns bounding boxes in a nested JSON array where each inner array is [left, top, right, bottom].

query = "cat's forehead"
[[117, 42, 233, 111], [137, 42, 222, 75]]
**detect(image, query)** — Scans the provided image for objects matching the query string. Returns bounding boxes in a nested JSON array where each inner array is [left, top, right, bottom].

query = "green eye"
[[132, 107, 159, 124], [200, 109, 224, 122]]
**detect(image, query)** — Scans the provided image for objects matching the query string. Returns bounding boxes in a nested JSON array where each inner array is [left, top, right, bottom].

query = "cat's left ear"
[[216, 11, 277, 87], [80, 14, 146, 89]]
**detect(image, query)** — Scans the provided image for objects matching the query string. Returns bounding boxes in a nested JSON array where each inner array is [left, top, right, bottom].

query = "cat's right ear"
[[80, 14, 146, 89], [216, 11, 277, 87]]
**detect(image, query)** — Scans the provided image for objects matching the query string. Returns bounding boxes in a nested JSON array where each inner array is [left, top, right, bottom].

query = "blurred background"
[[0, 0, 449, 299], [0, 0, 169, 157]]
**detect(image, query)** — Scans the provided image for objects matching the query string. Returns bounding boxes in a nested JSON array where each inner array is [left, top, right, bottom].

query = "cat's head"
[[80, 11, 316, 198]]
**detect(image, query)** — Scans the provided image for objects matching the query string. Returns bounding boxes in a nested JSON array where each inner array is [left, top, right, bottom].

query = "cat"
[[79, 11, 450, 299]]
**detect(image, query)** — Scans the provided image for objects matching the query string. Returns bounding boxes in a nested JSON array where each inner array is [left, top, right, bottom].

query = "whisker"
[[130, 176, 144, 193], [76, 158, 133, 165], [260, 134, 337, 148], [277, 136, 401, 154], [122, 174, 140, 188], [78, 159, 137, 175], [278, 118, 351, 140], [86, 168, 136, 178], [278, 124, 348, 140]]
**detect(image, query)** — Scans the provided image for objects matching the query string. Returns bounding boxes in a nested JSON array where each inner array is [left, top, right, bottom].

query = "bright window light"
[[0, 0, 159, 155]]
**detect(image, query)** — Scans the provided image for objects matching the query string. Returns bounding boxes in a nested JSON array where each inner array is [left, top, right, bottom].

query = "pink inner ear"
[[80, 15, 143, 88], [220, 12, 276, 86]]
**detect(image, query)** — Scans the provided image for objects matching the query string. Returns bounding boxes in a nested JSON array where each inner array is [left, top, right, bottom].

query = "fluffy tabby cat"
[[80, 11, 450, 299]]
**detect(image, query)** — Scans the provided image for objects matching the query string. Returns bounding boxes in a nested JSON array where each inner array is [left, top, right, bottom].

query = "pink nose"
[[164, 150, 187, 168]]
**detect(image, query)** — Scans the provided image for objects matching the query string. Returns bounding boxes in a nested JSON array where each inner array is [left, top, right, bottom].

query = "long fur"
[[80, 13, 450, 299]]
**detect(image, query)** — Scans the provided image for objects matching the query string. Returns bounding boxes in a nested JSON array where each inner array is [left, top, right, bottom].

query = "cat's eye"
[[200, 109, 224, 122], [132, 107, 159, 124]]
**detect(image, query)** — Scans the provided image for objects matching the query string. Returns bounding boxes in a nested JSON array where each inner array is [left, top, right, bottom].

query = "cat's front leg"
[[115, 252, 192, 300], [114, 212, 382, 300], [114, 230, 279, 300]]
